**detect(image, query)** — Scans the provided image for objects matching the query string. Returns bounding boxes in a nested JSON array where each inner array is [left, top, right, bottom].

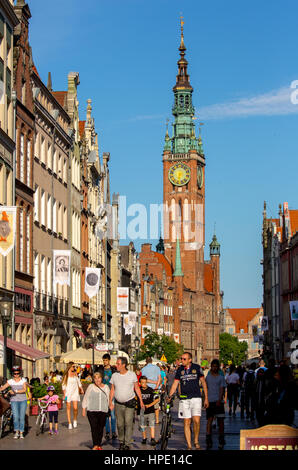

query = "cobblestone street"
[[1, 401, 297, 451]]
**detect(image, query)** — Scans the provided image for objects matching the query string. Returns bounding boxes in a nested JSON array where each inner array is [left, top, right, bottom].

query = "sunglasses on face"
[[181, 357, 188, 361]]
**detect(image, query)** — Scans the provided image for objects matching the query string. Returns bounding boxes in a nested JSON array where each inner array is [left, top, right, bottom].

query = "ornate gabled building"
[[32, 66, 72, 377], [262, 201, 298, 361], [139, 25, 222, 363], [12, 0, 35, 377]]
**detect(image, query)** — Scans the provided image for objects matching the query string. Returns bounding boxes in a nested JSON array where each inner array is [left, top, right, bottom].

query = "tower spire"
[[173, 16, 192, 92]]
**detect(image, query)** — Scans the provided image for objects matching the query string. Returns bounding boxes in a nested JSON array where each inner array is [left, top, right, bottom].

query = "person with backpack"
[[102, 353, 117, 440], [243, 362, 256, 420], [225, 365, 240, 416]]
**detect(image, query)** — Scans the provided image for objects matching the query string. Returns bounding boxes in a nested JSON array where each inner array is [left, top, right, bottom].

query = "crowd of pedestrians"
[[0, 354, 297, 450]]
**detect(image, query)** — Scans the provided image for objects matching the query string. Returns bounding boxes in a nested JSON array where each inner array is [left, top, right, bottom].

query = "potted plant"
[[30, 382, 47, 416]]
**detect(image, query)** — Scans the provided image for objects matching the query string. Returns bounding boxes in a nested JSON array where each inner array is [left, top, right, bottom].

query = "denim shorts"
[[140, 412, 155, 431]]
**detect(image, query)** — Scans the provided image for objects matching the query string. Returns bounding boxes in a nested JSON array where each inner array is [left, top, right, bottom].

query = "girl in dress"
[[62, 362, 84, 429]]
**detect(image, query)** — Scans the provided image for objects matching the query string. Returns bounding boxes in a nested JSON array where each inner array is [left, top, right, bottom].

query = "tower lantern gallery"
[[139, 21, 221, 363]]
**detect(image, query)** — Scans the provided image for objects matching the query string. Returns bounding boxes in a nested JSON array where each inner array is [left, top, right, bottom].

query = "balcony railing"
[[34, 291, 69, 316]]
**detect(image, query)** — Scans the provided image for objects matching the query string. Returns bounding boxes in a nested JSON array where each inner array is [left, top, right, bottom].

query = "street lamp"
[[0, 296, 14, 383]]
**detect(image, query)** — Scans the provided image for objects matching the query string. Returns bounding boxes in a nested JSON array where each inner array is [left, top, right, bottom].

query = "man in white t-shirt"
[[109, 357, 144, 450]]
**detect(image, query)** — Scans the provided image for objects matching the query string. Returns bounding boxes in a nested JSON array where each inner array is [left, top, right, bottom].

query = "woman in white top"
[[0, 365, 28, 439], [82, 371, 110, 450], [225, 365, 240, 416], [62, 362, 84, 429]]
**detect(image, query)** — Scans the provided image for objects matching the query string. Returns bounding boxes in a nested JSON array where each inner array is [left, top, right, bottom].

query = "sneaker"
[[48, 430, 53, 435], [112, 433, 117, 440], [150, 438, 157, 446], [73, 421, 77, 428], [105, 433, 110, 440], [19, 432, 24, 439], [141, 438, 147, 445], [97, 446, 103, 450], [68, 423, 73, 430], [124, 445, 130, 450], [54, 430, 58, 435], [13, 431, 19, 439]]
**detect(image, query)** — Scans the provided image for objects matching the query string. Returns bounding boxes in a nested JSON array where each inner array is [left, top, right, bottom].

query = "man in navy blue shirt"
[[168, 352, 209, 450]]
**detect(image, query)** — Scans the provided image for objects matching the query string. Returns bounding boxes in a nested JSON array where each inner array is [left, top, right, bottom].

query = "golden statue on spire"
[[180, 15, 184, 36]]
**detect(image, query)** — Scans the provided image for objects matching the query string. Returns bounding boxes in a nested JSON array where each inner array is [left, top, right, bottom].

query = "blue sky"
[[27, 0, 298, 308]]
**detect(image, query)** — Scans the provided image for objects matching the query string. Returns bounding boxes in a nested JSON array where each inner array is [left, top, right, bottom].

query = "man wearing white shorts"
[[168, 352, 209, 450]]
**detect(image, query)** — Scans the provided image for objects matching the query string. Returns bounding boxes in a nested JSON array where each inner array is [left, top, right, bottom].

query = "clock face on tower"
[[197, 165, 203, 189], [168, 163, 191, 186]]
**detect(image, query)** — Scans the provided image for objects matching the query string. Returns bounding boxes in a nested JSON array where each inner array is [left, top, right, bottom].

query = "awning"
[[73, 328, 86, 339], [59, 347, 129, 365], [0, 335, 50, 361]]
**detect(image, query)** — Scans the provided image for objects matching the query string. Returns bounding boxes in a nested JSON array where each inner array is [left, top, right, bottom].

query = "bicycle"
[[35, 399, 49, 436], [158, 394, 174, 450], [0, 391, 13, 439]]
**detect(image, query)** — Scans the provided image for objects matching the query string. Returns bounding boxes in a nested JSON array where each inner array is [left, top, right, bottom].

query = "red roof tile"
[[51, 91, 67, 109], [226, 308, 261, 333], [32, 64, 40, 79], [289, 210, 298, 236], [153, 252, 173, 278]]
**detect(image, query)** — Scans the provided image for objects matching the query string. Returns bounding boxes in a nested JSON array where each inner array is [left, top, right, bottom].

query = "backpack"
[[244, 371, 255, 391]]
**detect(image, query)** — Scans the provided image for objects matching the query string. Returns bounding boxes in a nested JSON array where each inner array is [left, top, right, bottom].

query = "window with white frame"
[[19, 209, 23, 271], [20, 133, 24, 182], [47, 194, 52, 230], [34, 185, 39, 222], [41, 189, 45, 226], [53, 198, 57, 233], [26, 212, 30, 274], [27, 139, 31, 186], [41, 136, 45, 164], [34, 253, 39, 291], [47, 143, 52, 169]]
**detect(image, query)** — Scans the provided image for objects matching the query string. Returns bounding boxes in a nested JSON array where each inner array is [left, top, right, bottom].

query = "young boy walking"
[[205, 359, 226, 450], [138, 376, 159, 446]]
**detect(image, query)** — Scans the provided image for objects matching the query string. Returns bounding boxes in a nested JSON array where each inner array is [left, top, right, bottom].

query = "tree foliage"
[[138, 332, 183, 364], [219, 333, 248, 366]]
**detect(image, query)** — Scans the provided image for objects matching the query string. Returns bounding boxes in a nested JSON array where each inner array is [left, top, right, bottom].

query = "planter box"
[[30, 404, 39, 416]]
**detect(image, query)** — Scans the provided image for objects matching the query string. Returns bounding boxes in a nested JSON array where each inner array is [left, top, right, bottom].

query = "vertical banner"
[[289, 301, 298, 321], [123, 314, 132, 336], [0, 207, 16, 256], [53, 250, 71, 286], [117, 287, 129, 312], [128, 311, 137, 327], [173, 333, 180, 343], [85, 268, 101, 298], [260, 316, 268, 331]]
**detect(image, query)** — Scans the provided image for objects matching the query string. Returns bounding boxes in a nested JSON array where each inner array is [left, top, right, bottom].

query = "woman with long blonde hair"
[[62, 362, 84, 429]]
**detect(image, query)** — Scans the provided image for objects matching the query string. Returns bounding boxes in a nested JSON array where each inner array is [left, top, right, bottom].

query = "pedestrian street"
[[1, 400, 296, 451]]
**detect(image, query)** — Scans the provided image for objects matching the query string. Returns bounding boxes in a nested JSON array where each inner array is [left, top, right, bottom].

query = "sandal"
[[194, 442, 201, 450]]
